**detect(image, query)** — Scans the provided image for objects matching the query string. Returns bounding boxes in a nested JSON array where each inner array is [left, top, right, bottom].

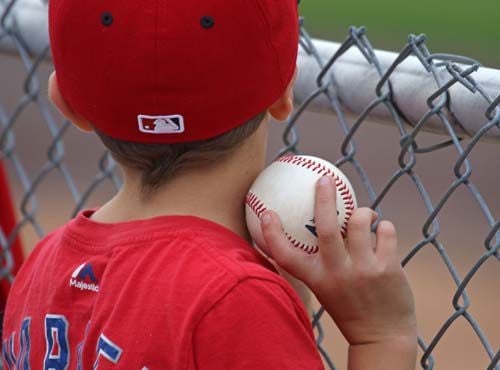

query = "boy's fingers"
[[314, 176, 349, 267], [345, 208, 378, 265], [374, 220, 399, 264], [260, 211, 311, 281]]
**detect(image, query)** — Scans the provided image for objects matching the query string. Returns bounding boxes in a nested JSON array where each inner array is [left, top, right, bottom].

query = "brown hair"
[[95, 111, 267, 197]]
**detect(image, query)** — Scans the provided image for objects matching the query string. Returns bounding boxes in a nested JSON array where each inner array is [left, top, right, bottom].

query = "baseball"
[[245, 155, 357, 255]]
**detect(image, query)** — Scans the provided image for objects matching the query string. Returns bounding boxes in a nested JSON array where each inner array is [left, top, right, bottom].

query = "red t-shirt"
[[2, 210, 324, 369]]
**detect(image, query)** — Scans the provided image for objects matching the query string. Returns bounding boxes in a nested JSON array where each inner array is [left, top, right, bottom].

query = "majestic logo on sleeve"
[[138, 114, 185, 134], [69, 263, 99, 293]]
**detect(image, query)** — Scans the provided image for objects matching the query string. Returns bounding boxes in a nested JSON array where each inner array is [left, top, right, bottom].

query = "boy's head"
[[48, 0, 299, 194]]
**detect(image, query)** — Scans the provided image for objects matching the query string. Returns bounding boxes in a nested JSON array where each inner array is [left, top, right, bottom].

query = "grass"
[[299, 0, 499, 67]]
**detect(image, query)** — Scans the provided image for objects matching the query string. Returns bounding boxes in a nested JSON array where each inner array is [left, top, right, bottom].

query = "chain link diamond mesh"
[[294, 24, 500, 370], [1, 0, 499, 369]]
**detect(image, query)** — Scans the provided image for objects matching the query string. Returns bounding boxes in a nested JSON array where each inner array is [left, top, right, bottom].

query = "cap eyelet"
[[101, 12, 114, 27], [200, 16, 215, 29]]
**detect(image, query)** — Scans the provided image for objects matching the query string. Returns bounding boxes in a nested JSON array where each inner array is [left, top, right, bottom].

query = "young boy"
[[2, 0, 417, 368]]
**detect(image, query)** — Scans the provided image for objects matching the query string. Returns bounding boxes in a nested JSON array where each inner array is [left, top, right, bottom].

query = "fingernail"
[[318, 176, 331, 187], [261, 213, 272, 225]]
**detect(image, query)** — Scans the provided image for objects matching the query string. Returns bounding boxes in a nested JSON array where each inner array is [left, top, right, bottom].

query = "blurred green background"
[[299, 0, 499, 67]]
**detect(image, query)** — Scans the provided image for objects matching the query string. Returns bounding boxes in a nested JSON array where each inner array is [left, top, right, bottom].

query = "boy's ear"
[[268, 66, 298, 122], [48, 72, 94, 133]]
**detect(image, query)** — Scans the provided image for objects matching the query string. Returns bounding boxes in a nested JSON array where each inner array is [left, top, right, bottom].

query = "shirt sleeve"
[[193, 278, 325, 370]]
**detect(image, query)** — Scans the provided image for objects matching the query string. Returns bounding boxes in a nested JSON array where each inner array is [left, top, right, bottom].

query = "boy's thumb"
[[260, 211, 311, 282]]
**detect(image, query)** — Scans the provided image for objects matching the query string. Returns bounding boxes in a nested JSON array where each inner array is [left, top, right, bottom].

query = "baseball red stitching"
[[277, 156, 355, 238], [245, 192, 319, 255]]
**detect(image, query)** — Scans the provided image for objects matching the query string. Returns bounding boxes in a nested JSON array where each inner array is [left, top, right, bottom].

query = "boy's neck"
[[90, 126, 268, 244]]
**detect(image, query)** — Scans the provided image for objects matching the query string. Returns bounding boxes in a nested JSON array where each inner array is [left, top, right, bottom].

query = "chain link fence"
[[1, 0, 499, 369]]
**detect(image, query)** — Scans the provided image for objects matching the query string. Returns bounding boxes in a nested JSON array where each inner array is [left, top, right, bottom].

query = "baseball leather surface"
[[245, 155, 357, 255]]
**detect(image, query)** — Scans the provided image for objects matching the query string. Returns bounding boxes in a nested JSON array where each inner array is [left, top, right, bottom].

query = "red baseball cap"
[[49, 0, 299, 143]]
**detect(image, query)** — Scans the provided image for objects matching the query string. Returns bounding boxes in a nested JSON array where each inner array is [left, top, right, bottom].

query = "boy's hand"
[[260, 176, 417, 347]]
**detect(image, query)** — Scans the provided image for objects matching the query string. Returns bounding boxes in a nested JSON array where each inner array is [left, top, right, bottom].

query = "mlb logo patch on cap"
[[138, 115, 185, 135]]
